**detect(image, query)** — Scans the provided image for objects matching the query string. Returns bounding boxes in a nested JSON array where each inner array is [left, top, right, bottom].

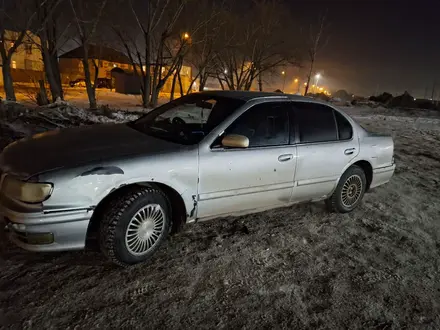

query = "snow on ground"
[[1, 104, 440, 328], [7, 85, 169, 111]]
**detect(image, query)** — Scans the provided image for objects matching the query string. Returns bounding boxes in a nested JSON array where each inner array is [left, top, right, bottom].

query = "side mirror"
[[221, 134, 249, 148]]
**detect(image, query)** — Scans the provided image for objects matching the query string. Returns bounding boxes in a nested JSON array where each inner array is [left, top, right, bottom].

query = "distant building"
[[59, 45, 134, 84], [0, 30, 44, 87], [59, 45, 192, 95]]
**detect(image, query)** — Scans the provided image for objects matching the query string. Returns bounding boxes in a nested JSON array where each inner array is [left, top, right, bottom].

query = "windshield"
[[129, 94, 245, 145]]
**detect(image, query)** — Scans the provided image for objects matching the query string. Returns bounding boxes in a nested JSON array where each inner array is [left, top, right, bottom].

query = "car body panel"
[[197, 145, 297, 218], [196, 97, 297, 218], [0, 92, 395, 252], [293, 138, 360, 202], [0, 123, 186, 179], [39, 149, 199, 213]]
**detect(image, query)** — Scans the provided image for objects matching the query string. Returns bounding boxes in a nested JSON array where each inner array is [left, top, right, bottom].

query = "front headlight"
[[1, 176, 53, 203]]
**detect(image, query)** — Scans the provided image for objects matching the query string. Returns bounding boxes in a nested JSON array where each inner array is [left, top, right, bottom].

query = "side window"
[[334, 110, 353, 140], [294, 102, 337, 143], [225, 102, 289, 147]]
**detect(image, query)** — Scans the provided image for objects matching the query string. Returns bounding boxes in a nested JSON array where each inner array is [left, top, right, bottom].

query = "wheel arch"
[[330, 159, 373, 198], [85, 182, 187, 247], [352, 160, 373, 191]]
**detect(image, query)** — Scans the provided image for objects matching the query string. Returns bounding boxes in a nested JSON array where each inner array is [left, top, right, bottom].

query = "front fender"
[[41, 153, 199, 216]]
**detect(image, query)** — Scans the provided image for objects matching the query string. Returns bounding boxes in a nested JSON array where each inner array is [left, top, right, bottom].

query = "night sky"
[[289, 0, 439, 98]]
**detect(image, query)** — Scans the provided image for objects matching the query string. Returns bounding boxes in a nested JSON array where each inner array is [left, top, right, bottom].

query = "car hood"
[[0, 123, 184, 179]]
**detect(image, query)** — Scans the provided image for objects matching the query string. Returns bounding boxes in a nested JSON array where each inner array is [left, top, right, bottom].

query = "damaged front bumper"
[[1, 193, 91, 252]]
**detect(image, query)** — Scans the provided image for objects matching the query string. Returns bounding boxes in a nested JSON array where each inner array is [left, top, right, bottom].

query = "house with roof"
[[0, 29, 45, 87], [59, 45, 192, 95], [59, 45, 134, 84]]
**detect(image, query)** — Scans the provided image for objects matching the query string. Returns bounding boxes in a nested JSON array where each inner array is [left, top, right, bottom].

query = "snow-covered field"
[[7, 85, 169, 111], [1, 103, 440, 329]]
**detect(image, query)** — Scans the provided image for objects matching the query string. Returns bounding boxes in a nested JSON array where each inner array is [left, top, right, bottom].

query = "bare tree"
[[303, 13, 328, 96], [169, 53, 183, 100], [34, 0, 71, 102], [69, 0, 107, 109], [182, 1, 225, 93], [112, 0, 222, 107], [0, 0, 42, 101], [214, 0, 298, 91], [111, 0, 190, 107]]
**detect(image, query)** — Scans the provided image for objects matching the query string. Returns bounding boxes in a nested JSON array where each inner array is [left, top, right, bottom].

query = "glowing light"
[[294, 78, 298, 83], [281, 71, 285, 75], [183, 32, 190, 40]]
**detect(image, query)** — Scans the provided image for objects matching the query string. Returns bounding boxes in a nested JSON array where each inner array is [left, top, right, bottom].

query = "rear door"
[[197, 101, 297, 219], [291, 102, 359, 202]]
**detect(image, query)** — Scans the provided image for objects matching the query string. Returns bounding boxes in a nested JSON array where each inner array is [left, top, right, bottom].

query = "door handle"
[[344, 148, 356, 155], [278, 154, 293, 162]]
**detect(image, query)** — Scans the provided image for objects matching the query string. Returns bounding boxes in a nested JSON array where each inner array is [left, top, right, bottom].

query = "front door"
[[197, 101, 297, 219], [292, 102, 359, 201]]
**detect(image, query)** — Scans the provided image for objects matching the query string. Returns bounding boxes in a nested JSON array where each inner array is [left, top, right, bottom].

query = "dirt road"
[[1, 106, 440, 329]]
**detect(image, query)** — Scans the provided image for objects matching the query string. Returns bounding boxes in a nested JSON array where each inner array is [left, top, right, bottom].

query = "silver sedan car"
[[0, 91, 395, 265]]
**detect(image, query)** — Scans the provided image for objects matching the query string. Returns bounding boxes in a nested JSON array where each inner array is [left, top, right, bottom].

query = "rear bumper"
[[1, 196, 91, 252], [370, 164, 396, 189]]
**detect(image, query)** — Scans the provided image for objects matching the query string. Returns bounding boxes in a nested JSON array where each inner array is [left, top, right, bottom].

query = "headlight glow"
[[2, 176, 53, 203]]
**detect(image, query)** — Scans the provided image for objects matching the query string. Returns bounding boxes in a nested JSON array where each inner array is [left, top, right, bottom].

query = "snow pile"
[[0, 100, 144, 152]]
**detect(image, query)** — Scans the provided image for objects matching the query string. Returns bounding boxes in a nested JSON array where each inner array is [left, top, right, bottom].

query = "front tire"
[[326, 165, 366, 213], [99, 186, 171, 266]]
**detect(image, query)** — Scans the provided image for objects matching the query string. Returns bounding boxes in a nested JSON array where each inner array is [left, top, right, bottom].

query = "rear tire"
[[326, 165, 366, 213], [99, 186, 171, 266]]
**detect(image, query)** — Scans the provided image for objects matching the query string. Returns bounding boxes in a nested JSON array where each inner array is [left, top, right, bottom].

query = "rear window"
[[293, 102, 337, 143], [334, 110, 353, 140]]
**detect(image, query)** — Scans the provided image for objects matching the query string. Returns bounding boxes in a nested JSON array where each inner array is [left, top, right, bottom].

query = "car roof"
[[197, 90, 314, 102]]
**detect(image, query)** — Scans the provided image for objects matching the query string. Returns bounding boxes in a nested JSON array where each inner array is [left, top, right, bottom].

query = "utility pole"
[[431, 81, 436, 101]]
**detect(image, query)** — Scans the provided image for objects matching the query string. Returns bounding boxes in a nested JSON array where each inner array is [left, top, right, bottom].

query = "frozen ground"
[[1, 104, 440, 329], [5, 85, 169, 111]]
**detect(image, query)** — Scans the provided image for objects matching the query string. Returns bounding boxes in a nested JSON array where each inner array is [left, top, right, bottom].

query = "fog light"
[[27, 233, 54, 245], [12, 223, 26, 231]]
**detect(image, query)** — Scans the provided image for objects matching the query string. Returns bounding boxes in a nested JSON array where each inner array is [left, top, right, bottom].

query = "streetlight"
[[183, 32, 190, 40], [294, 78, 299, 93], [281, 71, 286, 92], [315, 73, 321, 93]]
